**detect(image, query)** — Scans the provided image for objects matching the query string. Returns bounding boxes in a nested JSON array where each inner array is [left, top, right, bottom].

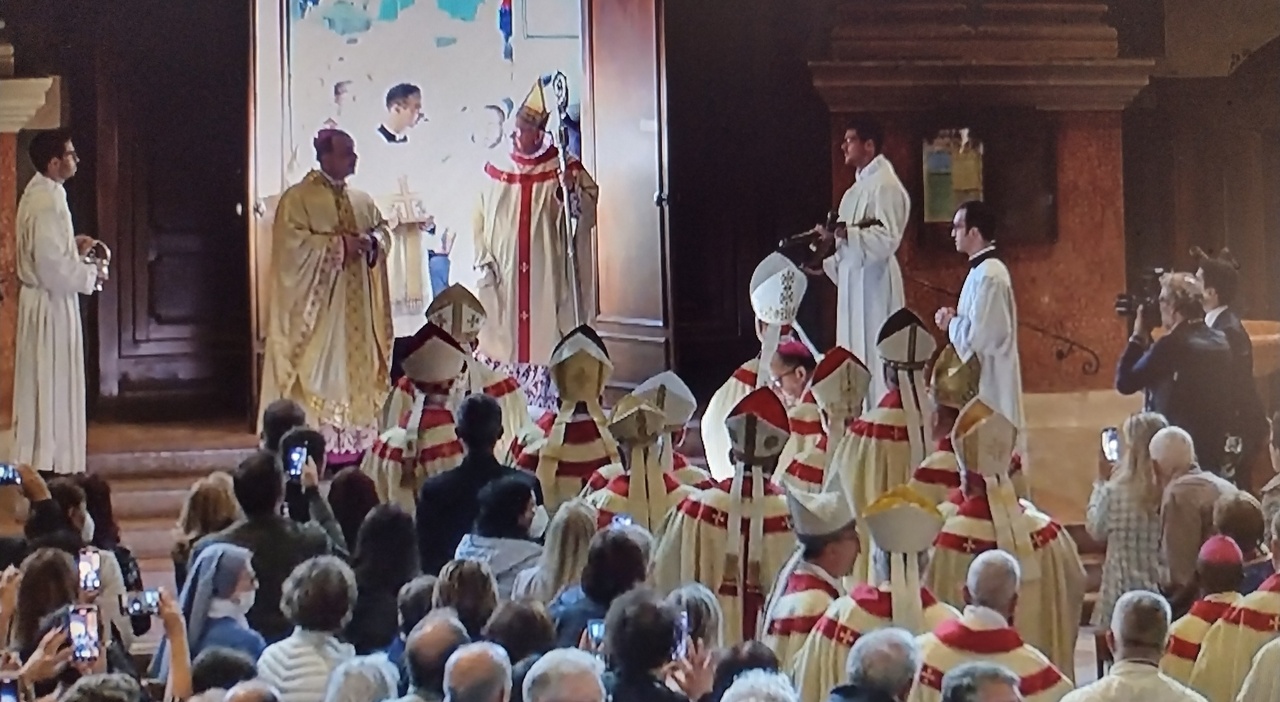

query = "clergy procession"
[[13, 90, 1280, 702]]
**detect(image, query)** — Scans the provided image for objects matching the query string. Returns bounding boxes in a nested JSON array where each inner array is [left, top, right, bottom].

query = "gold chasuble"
[[761, 490, 856, 670], [926, 399, 1085, 680], [1159, 591, 1241, 686], [582, 395, 692, 534], [362, 322, 468, 508], [259, 170, 393, 456], [774, 347, 871, 494], [424, 284, 533, 452], [652, 388, 798, 644], [1188, 573, 1280, 702], [909, 608, 1073, 702], [510, 326, 620, 512], [702, 253, 811, 480], [472, 83, 598, 410]]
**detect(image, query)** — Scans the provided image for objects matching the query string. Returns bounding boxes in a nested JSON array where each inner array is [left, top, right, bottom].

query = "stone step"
[[118, 518, 179, 563]]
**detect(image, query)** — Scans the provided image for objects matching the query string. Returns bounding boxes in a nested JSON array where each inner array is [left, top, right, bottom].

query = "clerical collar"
[[855, 153, 887, 181], [378, 124, 408, 144], [968, 245, 998, 269]]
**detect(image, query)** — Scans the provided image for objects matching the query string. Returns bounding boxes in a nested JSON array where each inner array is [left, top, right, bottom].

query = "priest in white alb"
[[12, 130, 107, 474], [812, 117, 909, 407], [934, 200, 1025, 441], [652, 388, 798, 643], [760, 489, 859, 670], [258, 129, 394, 462], [702, 253, 813, 480], [472, 80, 598, 411]]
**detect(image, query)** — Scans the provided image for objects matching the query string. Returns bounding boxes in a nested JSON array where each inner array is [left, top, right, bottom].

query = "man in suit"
[[1197, 253, 1269, 486], [1116, 272, 1235, 473], [415, 394, 545, 575]]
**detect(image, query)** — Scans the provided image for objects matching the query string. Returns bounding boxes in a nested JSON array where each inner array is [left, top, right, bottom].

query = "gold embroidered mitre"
[[930, 344, 981, 410], [425, 284, 487, 345]]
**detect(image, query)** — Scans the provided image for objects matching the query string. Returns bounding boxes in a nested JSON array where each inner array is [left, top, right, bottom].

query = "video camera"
[[1115, 267, 1166, 331]]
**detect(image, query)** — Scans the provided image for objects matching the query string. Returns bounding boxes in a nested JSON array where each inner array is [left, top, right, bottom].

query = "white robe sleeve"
[[31, 204, 97, 296], [948, 274, 1014, 360], [830, 182, 907, 269]]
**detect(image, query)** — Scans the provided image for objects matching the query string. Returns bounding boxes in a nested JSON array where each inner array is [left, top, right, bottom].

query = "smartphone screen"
[[286, 446, 307, 479], [586, 619, 605, 648], [675, 610, 690, 659], [0, 464, 20, 487], [120, 590, 161, 617], [0, 676, 18, 702], [610, 514, 633, 528], [68, 605, 100, 662], [1101, 427, 1120, 463], [77, 550, 102, 592]]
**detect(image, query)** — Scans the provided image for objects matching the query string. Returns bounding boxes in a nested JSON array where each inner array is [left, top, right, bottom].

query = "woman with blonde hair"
[[511, 499, 598, 603], [172, 474, 242, 586], [1086, 411, 1169, 626]]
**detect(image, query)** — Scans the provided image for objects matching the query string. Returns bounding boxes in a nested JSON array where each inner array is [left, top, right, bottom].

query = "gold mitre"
[[787, 488, 855, 538], [608, 394, 665, 445], [632, 371, 696, 433], [809, 346, 872, 421], [876, 308, 938, 370], [425, 284, 486, 344], [749, 253, 807, 326], [930, 344, 981, 410], [549, 325, 613, 404], [864, 485, 944, 554], [516, 79, 549, 129], [400, 322, 469, 384]]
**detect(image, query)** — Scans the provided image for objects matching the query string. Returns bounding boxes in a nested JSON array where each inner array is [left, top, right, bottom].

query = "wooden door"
[[585, 0, 673, 398], [93, 0, 253, 421]]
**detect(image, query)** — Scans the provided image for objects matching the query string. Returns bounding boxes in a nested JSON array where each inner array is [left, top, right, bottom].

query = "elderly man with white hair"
[[444, 642, 512, 702], [909, 550, 1072, 702], [522, 649, 606, 702], [940, 663, 1022, 702], [1148, 425, 1237, 615], [823, 628, 919, 702], [325, 654, 401, 702], [721, 670, 799, 702], [1061, 590, 1205, 701]]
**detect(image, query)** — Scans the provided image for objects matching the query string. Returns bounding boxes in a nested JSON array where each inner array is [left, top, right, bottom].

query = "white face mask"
[[233, 590, 256, 615], [80, 512, 96, 543], [529, 505, 549, 539]]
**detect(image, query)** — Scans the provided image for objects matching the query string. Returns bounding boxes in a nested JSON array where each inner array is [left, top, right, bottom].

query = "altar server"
[[510, 326, 620, 511], [934, 200, 1025, 440], [774, 346, 871, 493], [702, 253, 811, 480], [1159, 535, 1244, 686], [652, 388, 797, 643], [925, 398, 1085, 679], [760, 490, 859, 670]]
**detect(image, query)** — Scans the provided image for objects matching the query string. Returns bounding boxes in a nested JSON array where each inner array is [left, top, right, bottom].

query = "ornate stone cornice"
[[0, 76, 60, 133]]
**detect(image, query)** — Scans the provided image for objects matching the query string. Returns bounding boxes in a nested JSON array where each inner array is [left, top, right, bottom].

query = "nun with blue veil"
[[151, 543, 264, 677]]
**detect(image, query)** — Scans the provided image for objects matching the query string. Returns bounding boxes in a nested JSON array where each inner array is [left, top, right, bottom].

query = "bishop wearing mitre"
[[775, 346, 871, 494], [582, 394, 693, 533], [652, 388, 798, 643], [1187, 524, 1280, 702], [925, 398, 1084, 679], [910, 550, 1073, 702], [828, 308, 936, 582], [473, 80, 599, 411], [773, 341, 824, 474], [583, 371, 713, 494], [510, 325, 620, 512], [362, 322, 468, 509], [1158, 535, 1244, 686], [415, 284, 532, 450], [908, 345, 1029, 506], [702, 253, 814, 480], [790, 486, 959, 702], [760, 490, 859, 671], [259, 129, 393, 461]]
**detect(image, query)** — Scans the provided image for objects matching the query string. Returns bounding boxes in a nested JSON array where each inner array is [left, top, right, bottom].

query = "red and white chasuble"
[[363, 323, 468, 509], [472, 144, 598, 368], [582, 450, 713, 495], [790, 584, 958, 702], [1188, 573, 1280, 702], [509, 326, 620, 512], [774, 346, 871, 494], [761, 563, 843, 672], [777, 389, 823, 473], [1159, 591, 1241, 686], [703, 360, 762, 480], [908, 607, 1073, 702], [908, 439, 1030, 506]]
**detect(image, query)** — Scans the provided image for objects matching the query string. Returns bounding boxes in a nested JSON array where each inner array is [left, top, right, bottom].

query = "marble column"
[[0, 76, 61, 443]]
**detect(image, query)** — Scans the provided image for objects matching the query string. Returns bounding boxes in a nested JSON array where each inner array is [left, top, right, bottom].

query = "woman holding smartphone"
[[1086, 411, 1170, 628]]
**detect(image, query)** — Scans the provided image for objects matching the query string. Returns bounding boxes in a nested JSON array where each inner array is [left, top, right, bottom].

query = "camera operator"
[[1115, 272, 1234, 473], [1197, 251, 1269, 485]]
